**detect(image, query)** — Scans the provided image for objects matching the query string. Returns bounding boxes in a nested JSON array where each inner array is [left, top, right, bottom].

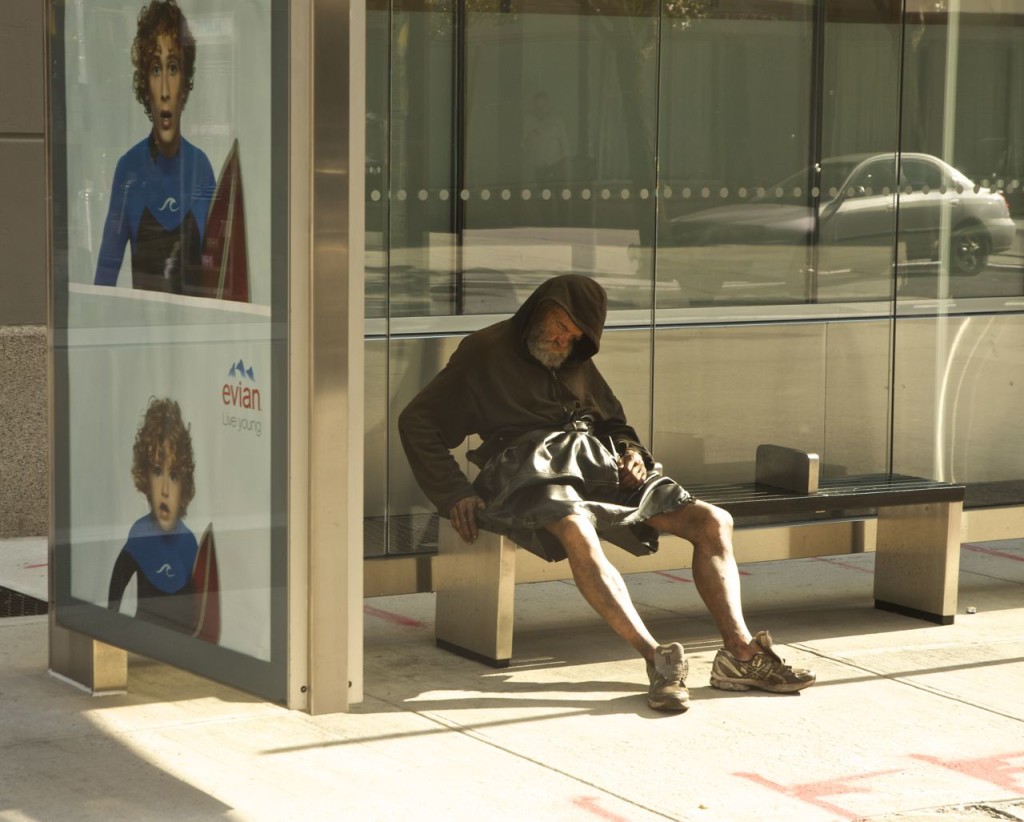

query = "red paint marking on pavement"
[[963, 543, 1024, 563], [571, 796, 629, 822], [23, 562, 48, 569], [736, 768, 901, 820], [912, 752, 1024, 793], [363, 604, 424, 628], [812, 556, 873, 574]]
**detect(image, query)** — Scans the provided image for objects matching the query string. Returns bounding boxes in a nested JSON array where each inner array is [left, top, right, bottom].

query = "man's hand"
[[449, 495, 486, 543], [617, 449, 647, 490]]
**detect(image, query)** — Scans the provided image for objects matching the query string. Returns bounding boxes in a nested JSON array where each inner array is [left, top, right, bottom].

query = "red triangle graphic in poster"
[[187, 138, 251, 302], [192, 522, 221, 644]]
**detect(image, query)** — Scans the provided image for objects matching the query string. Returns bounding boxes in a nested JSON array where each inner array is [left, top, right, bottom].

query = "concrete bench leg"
[[874, 500, 962, 624], [435, 524, 517, 667]]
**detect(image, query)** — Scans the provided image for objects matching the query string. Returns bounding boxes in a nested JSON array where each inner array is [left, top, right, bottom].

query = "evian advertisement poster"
[[66, 340, 274, 662], [51, 0, 286, 696]]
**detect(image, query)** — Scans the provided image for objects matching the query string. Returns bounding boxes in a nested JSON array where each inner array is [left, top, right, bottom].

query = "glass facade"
[[365, 0, 1024, 557]]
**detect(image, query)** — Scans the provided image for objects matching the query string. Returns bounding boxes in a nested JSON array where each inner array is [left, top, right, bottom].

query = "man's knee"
[[546, 514, 603, 561], [545, 513, 587, 539], [663, 500, 733, 546], [702, 501, 734, 536]]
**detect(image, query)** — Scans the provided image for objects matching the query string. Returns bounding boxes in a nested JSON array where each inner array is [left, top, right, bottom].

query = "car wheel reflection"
[[949, 222, 990, 275]]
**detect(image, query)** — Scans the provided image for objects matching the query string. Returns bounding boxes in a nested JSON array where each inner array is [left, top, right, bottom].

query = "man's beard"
[[527, 325, 571, 369]]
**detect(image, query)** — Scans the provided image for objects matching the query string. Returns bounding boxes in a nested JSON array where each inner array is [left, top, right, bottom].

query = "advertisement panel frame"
[[47, 0, 292, 703]]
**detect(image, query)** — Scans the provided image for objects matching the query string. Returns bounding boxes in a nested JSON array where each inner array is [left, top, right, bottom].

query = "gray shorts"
[[473, 427, 693, 562]]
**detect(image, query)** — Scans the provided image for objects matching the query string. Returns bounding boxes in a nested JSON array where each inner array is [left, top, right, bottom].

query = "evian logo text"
[[223, 359, 261, 411], [222, 359, 263, 437]]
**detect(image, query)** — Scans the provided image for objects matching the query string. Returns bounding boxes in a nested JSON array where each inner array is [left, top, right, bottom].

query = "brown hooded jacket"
[[398, 274, 652, 515]]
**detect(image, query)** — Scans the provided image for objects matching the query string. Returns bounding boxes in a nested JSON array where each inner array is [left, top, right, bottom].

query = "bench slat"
[[689, 473, 965, 518]]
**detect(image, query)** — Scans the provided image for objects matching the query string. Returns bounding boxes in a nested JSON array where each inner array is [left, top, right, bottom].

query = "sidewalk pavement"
[[1, 535, 1023, 822]]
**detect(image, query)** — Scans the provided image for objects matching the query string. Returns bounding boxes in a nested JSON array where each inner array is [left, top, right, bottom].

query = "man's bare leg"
[[546, 514, 659, 663], [647, 501, 761, 661]]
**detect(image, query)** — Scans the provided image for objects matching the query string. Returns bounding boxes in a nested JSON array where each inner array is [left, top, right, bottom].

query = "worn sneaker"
[[710, 630, 816, 693], [647, 642, 690, 711]]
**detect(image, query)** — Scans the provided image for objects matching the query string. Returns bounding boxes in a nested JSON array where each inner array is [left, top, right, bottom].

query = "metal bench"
[[434, 445, 965, 667]]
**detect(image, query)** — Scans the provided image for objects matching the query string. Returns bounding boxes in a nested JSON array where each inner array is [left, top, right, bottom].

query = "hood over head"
[[512, 274, 608, 363]]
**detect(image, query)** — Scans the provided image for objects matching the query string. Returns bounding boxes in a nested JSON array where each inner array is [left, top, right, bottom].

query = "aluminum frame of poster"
[[47, 0, 291, 703]]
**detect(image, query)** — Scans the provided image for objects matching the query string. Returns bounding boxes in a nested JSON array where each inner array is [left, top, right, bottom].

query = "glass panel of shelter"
[[365, 0, 1024, 555], [891, 3, 1024, 506]]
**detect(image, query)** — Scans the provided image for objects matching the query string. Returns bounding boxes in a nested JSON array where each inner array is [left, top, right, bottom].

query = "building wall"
[[0, 0, 47, 537]]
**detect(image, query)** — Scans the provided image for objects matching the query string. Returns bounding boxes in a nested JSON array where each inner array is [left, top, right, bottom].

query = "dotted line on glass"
[[368, 179, 1022, 203]]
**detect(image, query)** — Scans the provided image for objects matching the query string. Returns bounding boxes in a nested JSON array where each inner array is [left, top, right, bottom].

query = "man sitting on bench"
[[399, 273, 815, 712]]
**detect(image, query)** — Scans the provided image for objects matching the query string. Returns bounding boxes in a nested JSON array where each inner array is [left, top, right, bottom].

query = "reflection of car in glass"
[[669, 153, 1016, 275]]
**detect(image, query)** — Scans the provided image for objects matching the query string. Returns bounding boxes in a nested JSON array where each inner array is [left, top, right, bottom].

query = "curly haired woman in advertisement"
[[108, 397, 219, 641], [93, 0, 215, 294]]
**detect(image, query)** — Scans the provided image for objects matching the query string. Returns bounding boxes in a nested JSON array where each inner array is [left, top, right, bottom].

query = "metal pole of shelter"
[[296, 0, 366, 713]]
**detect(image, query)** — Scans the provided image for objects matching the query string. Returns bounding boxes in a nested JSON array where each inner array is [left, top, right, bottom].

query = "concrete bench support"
[[435, 523, 517, 667], [874, 500, 963, 625]]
